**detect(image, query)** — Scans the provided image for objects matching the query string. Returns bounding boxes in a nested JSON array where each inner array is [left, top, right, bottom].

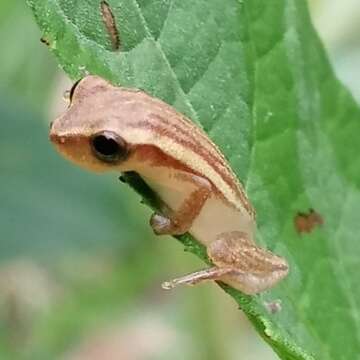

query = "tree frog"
[[50, 75, 289, 294]]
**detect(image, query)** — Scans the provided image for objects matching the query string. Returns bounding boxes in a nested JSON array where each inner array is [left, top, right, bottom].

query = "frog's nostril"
[[49, 132, 57, 143]]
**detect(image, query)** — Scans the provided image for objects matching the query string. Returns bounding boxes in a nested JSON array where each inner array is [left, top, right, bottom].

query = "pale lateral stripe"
[[120, 126, 247, 213], [124, 117, 231, 174], [123, 113, 252, 212], [131, 96, 225, 157], [116, 93, 229, 163]]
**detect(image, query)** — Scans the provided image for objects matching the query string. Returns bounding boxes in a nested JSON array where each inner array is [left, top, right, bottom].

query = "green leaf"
[[27, 0, 360, 359]]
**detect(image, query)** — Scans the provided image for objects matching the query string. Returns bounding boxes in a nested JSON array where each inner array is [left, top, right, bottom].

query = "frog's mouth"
[[49, 131, 108, 173]]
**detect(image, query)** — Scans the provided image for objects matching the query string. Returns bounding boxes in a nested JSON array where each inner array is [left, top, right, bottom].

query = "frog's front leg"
[[150, 172, 212, 235], [163, 231, 289, 294]]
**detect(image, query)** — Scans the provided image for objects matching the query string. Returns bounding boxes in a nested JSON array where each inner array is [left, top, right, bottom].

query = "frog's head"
[[50, 75, 138, 172]]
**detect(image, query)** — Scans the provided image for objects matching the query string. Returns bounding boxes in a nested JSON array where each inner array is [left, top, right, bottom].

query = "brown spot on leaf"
[[40, 37, 50, 46], [294, 208, 324, 234], [100, 1, 120, 51]]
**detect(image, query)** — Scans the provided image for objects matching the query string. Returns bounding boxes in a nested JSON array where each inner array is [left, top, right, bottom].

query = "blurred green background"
[[0, 1, 359, 359]]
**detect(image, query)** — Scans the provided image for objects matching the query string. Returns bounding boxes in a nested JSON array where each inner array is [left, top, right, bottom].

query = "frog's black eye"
[[69, 79, 82, 102], [90, 131, 129, 163]]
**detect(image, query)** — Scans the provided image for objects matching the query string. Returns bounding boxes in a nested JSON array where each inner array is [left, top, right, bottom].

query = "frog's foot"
[[161, 267, 233, 290], [162, 231, 289, 294], [150, 213, 188, 236]]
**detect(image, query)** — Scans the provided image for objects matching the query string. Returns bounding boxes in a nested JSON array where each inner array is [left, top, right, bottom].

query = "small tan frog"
[[50, 75, 288, 294]]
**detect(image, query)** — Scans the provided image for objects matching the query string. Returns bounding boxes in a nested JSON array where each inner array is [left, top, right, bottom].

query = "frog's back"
[[116, 88, 255, 219]]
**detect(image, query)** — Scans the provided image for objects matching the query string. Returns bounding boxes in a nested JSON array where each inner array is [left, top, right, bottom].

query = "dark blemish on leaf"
[[100, 1, 120, 51], [40, 37, 50, 46], [294, 208, 324, 234], [264, 299, 282, 314]]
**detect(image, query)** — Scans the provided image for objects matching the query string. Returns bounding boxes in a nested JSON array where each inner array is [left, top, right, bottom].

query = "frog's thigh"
[[208, 231, 289, 294]]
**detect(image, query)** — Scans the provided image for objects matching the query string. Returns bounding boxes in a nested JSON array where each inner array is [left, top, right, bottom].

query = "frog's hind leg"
[[162, 231, 289, 294], [207, 231, 289, 294]]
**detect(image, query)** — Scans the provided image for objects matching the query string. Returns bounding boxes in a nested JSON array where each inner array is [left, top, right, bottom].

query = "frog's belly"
[[189, 197, 254, 246], [141, 175, 254, 246]]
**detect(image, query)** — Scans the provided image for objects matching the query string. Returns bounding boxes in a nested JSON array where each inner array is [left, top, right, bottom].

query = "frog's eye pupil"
[[91, 131, 128, 163], [93, 135, 118, 156]]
